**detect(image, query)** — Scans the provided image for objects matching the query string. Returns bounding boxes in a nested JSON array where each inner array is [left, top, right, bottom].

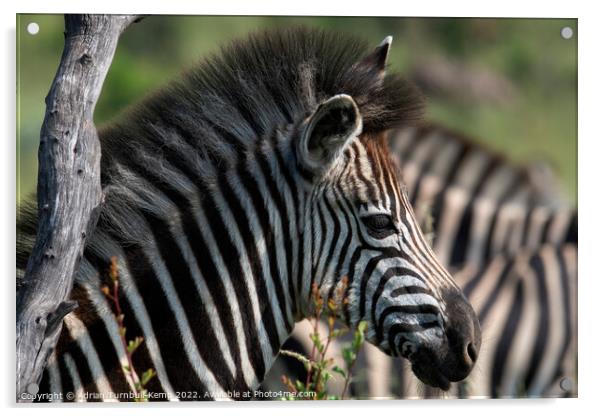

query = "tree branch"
[[16, 14, 141, 402]]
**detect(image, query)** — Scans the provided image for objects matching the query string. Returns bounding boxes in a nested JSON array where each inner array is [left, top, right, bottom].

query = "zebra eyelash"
[[361, 213, 398, 239]]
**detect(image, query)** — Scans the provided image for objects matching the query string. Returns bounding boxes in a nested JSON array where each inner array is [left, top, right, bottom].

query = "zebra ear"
[[356, 36, 392, 82], [298, 94, 362, 176]]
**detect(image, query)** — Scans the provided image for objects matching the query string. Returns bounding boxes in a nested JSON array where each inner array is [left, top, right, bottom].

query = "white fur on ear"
[[297, 94, 362, 176], [373, 36, 392, 72]]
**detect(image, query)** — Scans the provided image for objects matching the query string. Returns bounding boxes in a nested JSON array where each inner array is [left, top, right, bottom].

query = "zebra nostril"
[[466, 342, 478, 364]]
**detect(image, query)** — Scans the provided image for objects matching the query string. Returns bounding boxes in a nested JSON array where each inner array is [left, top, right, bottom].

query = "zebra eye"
[[361, 214, 396, 238]]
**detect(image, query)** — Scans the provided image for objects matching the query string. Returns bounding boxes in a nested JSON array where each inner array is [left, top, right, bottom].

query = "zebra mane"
[[100, 26, 424, 152]]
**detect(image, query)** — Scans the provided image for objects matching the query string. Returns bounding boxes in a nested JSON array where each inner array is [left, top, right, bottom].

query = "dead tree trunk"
[[16, 14, 140, 402]]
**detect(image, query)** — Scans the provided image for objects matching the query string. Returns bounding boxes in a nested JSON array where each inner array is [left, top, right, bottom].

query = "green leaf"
[[352, 321, 367, 351], [357, 321, 368, 333], [342, 348, 356, 366], [332, 365, 346, 379], [127, 336, 143, 354], [295, 379, 306, 392], [331, 328, 348, 339], [309, 332, 324, 353], [141, 368, 156, 386]]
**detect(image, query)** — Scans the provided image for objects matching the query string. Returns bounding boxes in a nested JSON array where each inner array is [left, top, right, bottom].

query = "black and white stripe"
[[17, 28, 480, 401], [389, 124, 576, 269], [383, 125, 576, 398], [365, 243, 577, 399], [266, 124, 577, 399]]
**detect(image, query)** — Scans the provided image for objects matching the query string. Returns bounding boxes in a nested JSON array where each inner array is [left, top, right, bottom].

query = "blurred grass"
[[16, 15, 577, 204]]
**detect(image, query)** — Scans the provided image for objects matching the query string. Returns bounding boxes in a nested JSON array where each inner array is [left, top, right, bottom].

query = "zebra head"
[[295, 38, 481, 390]]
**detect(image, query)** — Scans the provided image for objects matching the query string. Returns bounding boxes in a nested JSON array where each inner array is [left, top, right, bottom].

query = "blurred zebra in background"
[[262, 124, 577, 399], [390, 124, 576, 269]]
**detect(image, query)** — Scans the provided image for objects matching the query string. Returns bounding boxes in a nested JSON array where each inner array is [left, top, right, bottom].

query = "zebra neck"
[[64, 130, 320, 397]]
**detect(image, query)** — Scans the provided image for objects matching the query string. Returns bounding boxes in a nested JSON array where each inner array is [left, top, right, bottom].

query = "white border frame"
[[3, 1, 600, 415]]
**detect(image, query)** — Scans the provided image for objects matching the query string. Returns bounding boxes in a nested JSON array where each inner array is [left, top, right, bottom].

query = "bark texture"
[[16, 14, 140, 402]]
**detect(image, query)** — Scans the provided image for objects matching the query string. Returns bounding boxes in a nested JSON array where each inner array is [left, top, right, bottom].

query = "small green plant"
[[280, 277, 368, 400], [102, 256, 156, 402]]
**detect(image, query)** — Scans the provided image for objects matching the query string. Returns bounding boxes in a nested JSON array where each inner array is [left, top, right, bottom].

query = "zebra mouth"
[[410, 361, 451, 391], [403, 343, 452, 390]]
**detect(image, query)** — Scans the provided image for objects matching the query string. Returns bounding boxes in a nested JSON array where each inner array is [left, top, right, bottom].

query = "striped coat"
[[17, 28, 481, 401]]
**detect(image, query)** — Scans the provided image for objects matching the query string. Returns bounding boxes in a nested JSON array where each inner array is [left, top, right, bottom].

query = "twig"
[[102, 257, 155, 401]]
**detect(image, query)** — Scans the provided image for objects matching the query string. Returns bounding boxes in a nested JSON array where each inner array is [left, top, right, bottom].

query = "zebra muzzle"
[[408, 289, 481, 390]]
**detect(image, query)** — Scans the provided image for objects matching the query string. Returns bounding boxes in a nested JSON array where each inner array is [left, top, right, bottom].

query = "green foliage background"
[[17, 15, 577, 204]]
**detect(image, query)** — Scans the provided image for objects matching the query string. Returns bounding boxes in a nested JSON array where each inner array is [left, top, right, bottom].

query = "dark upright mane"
[[100, 27, 423, 164]]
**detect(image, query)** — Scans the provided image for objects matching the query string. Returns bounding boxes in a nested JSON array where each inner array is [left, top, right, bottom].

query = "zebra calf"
[[266, 124, 577, 398], [17, 27, 481, 401]]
